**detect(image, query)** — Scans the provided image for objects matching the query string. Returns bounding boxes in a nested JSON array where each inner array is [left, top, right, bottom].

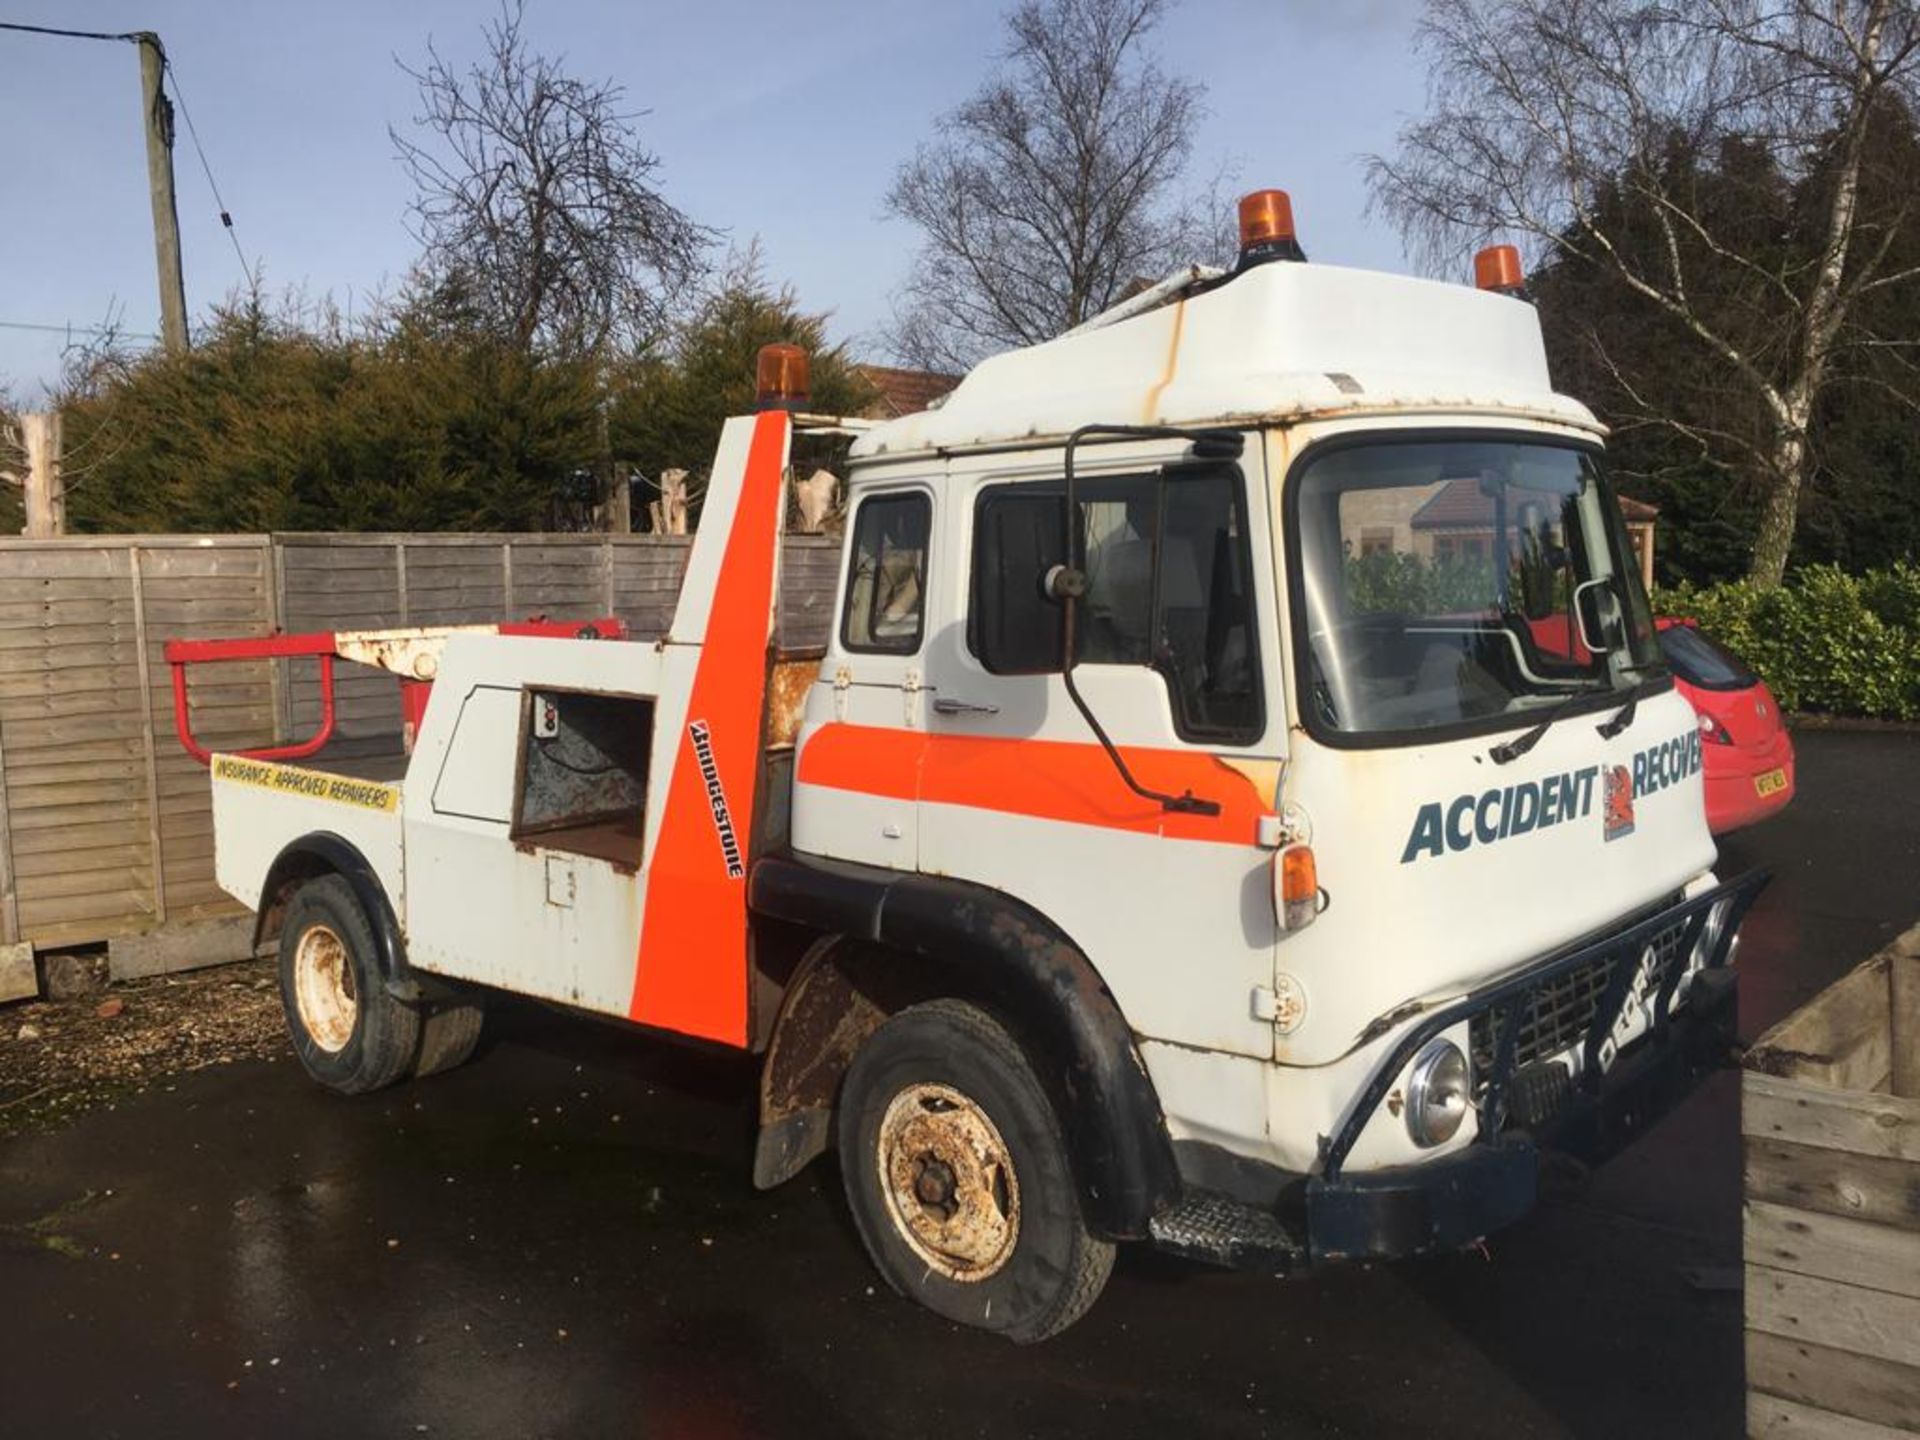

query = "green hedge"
[[1655, 562, 1920, 720]]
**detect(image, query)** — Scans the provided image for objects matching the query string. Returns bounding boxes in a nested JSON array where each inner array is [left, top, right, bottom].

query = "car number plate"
[[1754, 767, 1788, 797]]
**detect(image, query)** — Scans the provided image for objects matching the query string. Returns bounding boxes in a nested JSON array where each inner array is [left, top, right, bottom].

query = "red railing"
[[164, 618, 626, 767], [165, 631, 343, 766]]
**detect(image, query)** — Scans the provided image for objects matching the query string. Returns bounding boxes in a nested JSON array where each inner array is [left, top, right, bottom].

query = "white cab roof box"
[[854, 260, 1600, 458]]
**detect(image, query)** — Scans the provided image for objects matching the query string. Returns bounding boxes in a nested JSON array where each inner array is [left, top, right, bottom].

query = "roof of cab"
[[850, 260, 1600, 460]]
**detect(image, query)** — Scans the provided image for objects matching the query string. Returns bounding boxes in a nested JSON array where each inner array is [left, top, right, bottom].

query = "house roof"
[[1409, 479, 1661, 530], [1618, 495, 1659, 521], [856, 365, 962, 419]]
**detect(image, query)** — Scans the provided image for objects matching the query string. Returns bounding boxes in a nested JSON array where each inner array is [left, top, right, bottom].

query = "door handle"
[[932, 696, 1000, 716]]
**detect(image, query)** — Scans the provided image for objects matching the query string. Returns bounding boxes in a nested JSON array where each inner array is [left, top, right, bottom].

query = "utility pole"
[[21, 413, 64, 539], [136, 32, 189, 355]]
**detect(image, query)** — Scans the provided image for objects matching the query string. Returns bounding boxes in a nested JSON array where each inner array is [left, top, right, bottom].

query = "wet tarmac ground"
[[2, 729, 1916, 1439]]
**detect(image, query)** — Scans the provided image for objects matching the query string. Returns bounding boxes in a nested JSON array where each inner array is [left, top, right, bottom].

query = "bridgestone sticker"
[[212, 756, 399, 812], [687, 720, 745, 878]]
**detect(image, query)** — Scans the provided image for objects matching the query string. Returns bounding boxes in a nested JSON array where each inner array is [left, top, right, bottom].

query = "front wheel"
[[277, 875, 420, 1095], [837, 999, 1114, 1343]]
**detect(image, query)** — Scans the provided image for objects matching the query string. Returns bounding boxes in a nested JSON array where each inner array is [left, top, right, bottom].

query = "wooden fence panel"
[[277, 538, 405, 746], [0, 529, 845, 951], [609, 537, 690, 638], [780, 535, 841, 653], [135, 542, 277, 925], [0, 539, 274, 946]]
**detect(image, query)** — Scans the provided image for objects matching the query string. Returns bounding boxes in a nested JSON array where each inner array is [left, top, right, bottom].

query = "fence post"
[[20, 413, 63, 538], [127, 545, 169, 927]]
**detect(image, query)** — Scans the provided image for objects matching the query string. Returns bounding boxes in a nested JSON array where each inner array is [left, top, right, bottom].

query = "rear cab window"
[[842, 492, 932, 654]]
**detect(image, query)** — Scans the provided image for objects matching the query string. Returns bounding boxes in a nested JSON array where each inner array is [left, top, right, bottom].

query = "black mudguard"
[[750, 853, 1181, 1239], [255, 832, 421, 1002]]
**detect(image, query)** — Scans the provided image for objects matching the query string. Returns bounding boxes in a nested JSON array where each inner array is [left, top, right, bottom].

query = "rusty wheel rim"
[[876, 1082, 1021, 1282], [293, 922, 357, 1054]]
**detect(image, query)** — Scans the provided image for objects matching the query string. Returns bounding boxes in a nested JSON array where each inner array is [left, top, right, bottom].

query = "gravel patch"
[[0, 959, 286, 1137]]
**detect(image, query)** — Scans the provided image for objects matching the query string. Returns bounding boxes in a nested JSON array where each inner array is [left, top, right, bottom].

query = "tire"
[[838, 998, 1115, 1343], [414, 997, 485, 1078], [277, 874, 421, 1096]]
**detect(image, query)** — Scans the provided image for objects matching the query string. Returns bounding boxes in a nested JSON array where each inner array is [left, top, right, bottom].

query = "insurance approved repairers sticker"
[[212, 755, 399, 812]]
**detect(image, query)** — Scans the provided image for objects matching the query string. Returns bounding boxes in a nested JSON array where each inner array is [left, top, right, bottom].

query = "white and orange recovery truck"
[[173, 192, 1766, 1342]]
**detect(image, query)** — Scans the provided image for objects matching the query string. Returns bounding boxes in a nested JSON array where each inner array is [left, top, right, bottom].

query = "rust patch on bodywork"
[[766, 659, 821, 749], [754, 940, 888, 1189], [1141, 296, 1189, 423]]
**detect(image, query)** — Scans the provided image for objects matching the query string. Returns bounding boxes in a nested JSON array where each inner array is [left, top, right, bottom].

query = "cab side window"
[[969, 472, 1262, 743], [842, 493, 931, 654]]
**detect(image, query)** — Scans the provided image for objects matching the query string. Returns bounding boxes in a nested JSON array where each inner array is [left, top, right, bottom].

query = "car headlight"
[[1406, 1039, 1471, 1148]]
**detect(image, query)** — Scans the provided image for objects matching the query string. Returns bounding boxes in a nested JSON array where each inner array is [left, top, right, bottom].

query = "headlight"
[[1406, 1039, 1471, 1148]]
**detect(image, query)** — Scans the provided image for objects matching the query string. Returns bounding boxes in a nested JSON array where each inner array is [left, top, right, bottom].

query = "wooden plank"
[[13, 843, 153, 878], [1750, 955, 1894, 1093], [1749, 1330, 1920, 1432], [0, 547, 125, 578], [1746, 1199, 1920, 1298], [1746, 1137, 1920, 1231], [0, 686, 16, 947], [0, 645, 143, 677], [0, 941, 33, 1003], [0, 577, 131, 602], [23, 865, 156, 902], [8, 817, 148, 854], [18, 888, 155, 933], [108, 914, 260, 980], [1748, 1264, 1920, 1369], [0, 665, 149, 699], [0, 599, 138, 627], [1749, 1392, 1915, 1440], [138, 572, 269, 597], [1746, 1073, 1920, 1162], [1893, 926, 1920, 1101], [0, 695, 151, 725]]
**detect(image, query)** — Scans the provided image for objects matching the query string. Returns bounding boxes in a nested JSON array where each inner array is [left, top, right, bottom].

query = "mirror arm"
[[1058, 425, 1224, 819]]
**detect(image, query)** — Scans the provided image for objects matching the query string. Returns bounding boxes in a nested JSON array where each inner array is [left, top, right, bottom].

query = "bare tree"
[[1369, 0, 1920, 587], [393, 2, 712, 358], [884, 0, 1216, 371]]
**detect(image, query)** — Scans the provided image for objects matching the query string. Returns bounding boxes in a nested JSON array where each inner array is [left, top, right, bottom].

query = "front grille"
[[1470, 901, 1689, 1079]]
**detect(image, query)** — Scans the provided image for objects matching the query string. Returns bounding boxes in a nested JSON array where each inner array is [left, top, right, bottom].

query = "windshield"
[[1292, 436, 1662, 741]]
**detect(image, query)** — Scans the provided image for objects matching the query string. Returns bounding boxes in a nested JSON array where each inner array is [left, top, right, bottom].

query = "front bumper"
[[1150, 872, 1765, 1270]]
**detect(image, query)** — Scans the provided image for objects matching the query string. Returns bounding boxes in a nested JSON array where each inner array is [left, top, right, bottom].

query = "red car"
[[1657, 618, 1795, 835]]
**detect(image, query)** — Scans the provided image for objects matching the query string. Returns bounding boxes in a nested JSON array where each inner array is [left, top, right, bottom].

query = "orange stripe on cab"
[[797, 723, 1269, 845]]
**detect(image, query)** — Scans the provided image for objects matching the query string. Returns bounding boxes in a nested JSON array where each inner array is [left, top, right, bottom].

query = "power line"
[[159, 51, 257, 293], [2, 22, 258, 294], [0, 319, 160, 341], [0, 21, 140, 43]]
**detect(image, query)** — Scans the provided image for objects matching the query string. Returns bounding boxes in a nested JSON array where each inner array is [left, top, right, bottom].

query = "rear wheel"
[[277, 875, 419, 1095], [838, 999, 1114, 1343]]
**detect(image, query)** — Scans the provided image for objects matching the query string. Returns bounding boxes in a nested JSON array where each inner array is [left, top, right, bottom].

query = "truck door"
[[916, 442, 1287, 1061], [791, 485, 935, 870]]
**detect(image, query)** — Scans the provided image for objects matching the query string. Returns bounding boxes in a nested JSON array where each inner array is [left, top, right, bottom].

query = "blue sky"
[[0, 0, 1428, 397]]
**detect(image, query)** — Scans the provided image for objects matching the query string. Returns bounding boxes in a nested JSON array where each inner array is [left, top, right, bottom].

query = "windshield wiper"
[[1488, 690, 1597, 765], [1596, 684, 1641, 740]]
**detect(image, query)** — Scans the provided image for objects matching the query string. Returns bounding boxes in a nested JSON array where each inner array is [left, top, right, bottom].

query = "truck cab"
[[188, 192, 1764, 1344]]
